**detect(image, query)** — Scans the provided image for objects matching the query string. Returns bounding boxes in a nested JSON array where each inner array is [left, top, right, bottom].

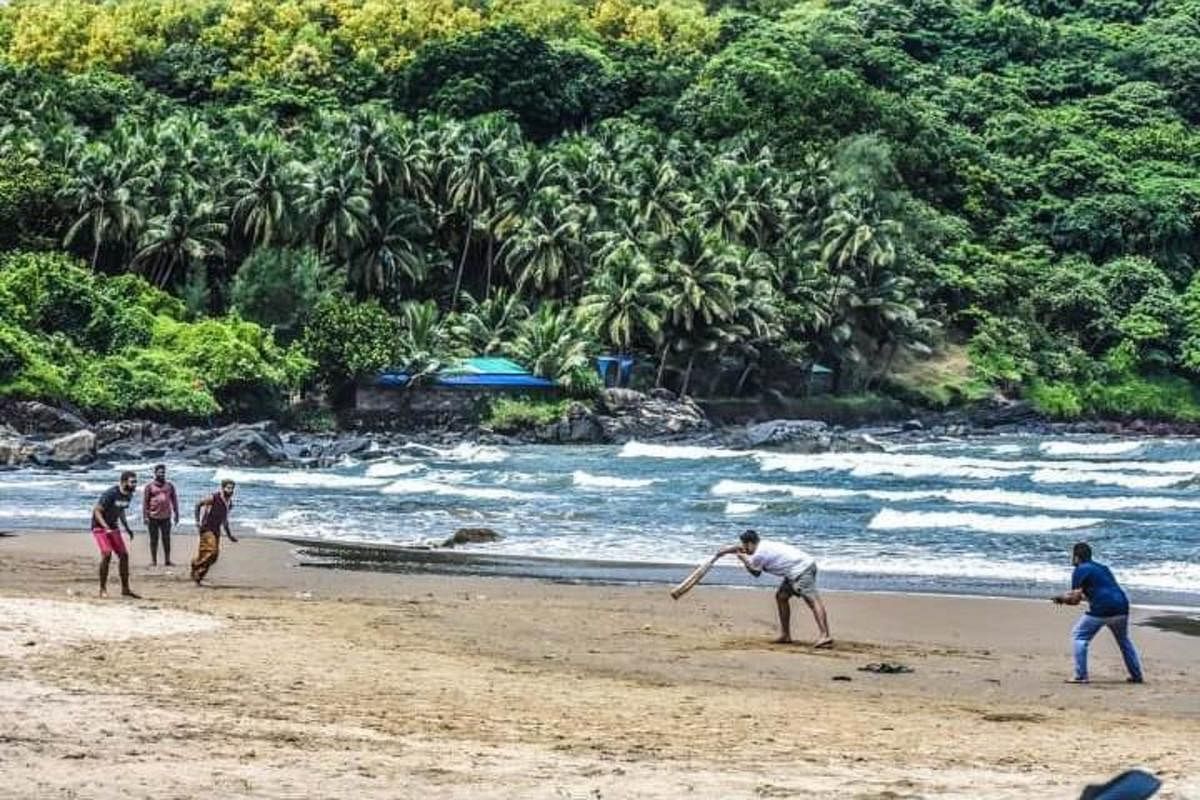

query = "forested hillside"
[[3, 0, 1200, 421]]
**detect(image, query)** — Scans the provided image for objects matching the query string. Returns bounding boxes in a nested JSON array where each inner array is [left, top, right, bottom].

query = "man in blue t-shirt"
[[1052, 542, 1143, 684]]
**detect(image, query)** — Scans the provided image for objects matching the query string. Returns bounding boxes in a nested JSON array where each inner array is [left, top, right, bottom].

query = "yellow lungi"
[[191, 531, 220, 581]]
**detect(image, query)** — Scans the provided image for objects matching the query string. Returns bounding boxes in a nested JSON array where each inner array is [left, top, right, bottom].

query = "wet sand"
[[1, 531, 1197, 799]]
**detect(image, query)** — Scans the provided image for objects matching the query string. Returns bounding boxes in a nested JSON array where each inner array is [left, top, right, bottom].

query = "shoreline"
[[1, 531, 1199, 799], [9, 526, 1200, 613]]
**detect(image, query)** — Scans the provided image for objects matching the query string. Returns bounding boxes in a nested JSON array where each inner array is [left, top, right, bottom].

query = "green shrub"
[[1029, 374, 1200, 422], [231, 247, 337, 343], [1028, 381, 1084, 419], [151, 315, 312, 415], [301, 296, 402, 388], [484, 397, 570, 432], [72, 349, 220, 419], [967, 316, 1036, 392], [0, 323, 72, 402]]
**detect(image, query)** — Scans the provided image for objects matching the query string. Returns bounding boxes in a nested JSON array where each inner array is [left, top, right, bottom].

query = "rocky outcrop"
[[730, 419, 886, 453], [33, 429, 97, 465], [439, 527, 503, 547], [0, 425, 35, 466], [188, 424, 290, 467], [532, 402, 606, 444], [594, 389, 711, 442], [0, 401, 89, 435]]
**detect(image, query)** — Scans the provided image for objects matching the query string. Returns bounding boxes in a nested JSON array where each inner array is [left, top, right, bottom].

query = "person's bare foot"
[[772, 636, 793, 644], [813, 637, 834, 649], [1064, 677, 1089, 684], [121, 589, 141, 599], [98, 588, 108, 598]]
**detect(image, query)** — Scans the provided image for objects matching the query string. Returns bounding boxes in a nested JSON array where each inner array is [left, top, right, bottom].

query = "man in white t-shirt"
[[719, 529, 832, 647]]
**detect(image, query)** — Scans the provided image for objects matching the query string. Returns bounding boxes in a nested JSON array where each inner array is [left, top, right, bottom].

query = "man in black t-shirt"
[[91, 470, 141, 598]]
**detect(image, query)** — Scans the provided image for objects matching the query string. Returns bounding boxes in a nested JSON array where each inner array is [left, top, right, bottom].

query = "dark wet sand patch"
[[1140, 614, 1200, 637]]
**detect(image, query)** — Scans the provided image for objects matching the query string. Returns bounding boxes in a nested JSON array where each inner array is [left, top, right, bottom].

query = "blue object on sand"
[[1080, 769, 1161, 800]]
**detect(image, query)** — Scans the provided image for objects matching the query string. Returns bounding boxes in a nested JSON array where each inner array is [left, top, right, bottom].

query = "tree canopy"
[[2, 0, 1200, 418]]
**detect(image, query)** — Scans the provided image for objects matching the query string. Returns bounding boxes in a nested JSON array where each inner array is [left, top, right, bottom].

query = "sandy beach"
[[0, 531, 1197, 799]]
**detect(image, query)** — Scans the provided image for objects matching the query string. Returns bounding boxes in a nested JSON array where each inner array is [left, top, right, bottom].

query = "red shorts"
[[91, 527, 128, 557]]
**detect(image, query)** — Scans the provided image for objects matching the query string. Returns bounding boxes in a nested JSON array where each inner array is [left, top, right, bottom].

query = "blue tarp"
[[374, 358, 555, 389], [436, 373, 555, 388], [596, 355, 634, 387]]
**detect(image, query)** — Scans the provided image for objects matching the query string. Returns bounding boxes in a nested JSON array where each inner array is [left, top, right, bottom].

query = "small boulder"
[[598, 388, 646, 413], [0, 428, 34, 466], [34, 429, 97, 466], [744, 419, 829, 449], [192, 425, 289, 466], [440, 528, 504, 547]]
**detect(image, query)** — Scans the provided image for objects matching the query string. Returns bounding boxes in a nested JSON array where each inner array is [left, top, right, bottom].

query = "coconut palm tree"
[[61, 148, 148, 270], [133, 194, 227, 288], [301, 159, 373, 260], [446, 289, 530, 355], [227, 140, 299, 249], [348, 200, 431, 300], [512, 303, 592, 387], [578, 241, 664, 354], [652, 221, 740, 392], [499, 187, 587, 297]]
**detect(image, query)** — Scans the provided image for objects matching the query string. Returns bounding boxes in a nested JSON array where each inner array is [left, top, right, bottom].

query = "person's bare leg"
[[118, 554, 140, 599], [804, 594, 832, 647], [98, 553, 111, 597], [773, 588, 792, 643]]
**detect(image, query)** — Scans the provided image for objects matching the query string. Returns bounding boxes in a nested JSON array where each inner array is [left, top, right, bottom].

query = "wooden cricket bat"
[[670, 553, 721, 599]]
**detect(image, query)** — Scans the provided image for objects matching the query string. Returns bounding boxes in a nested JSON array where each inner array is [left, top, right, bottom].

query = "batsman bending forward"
[[718, 529, 833, 648]]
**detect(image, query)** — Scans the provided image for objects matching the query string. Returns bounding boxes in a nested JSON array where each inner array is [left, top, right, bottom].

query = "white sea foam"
[[0, 506, 81, 520], [711, 479, 925, 501], [756, 450, 1200, 486], [941, 487, 1200, 513], [0, 479, 70, 490], [756, 452, 1017, 481], [723, 502, 761, 515], [1039, 440, 1145, 457], [1030, 469, 1195, 491], [867, 508, 1103, 534], [364, 461, 423, 478], [990, 444, 1022, 455], [826, 555, 1068, 585], [380, 478, 538, 501], [571, 471, 657, 489], [398, 442, 509, 463], [619, 441, 745, 460], [212, 468, 388, 490], [1120, 562, 1200, 593], [714, 480, 1200, 513]]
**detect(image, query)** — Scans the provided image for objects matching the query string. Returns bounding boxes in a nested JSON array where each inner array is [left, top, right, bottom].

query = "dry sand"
[[0, 531, 1197, 799]]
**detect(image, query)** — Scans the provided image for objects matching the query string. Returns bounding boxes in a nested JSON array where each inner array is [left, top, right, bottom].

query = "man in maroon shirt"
[[142, 464, 180, 566], [191, 479, 238, 585]]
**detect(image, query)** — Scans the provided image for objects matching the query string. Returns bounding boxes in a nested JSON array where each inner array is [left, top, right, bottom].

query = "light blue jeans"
[[1072, 614, 1143, 682]]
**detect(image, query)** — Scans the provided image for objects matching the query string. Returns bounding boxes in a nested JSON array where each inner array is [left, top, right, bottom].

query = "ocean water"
[[3, 435, 1198, 605]]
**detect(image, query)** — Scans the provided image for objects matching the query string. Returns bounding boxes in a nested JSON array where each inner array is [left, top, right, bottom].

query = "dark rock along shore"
[[1, 393, 1196, 471]]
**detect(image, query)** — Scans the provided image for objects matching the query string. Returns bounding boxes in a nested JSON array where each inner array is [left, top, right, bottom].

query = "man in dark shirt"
[[191, 479, 238, 585], [1053, 542, 1143, 684], [91, 470, 140, 598]]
